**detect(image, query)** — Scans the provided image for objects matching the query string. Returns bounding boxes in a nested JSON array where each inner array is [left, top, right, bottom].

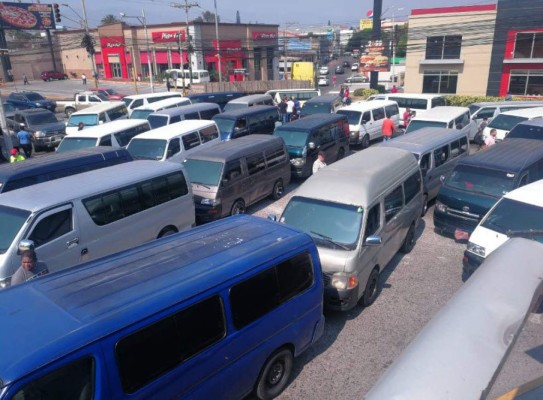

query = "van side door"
[[371, 107, 386, 139], [245, 151, 267, 203], [24, 204, 82, 272], [383, 185, 405, 258], [319, 124, 338, 162], [430, 144, 452, 199]]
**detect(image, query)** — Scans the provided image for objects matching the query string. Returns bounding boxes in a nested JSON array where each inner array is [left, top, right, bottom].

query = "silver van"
[[381, 127, 469, 215], [278, 147, 422, 310], [147, 102, 222, 129], [0, 161, 195, 288], [406, 106, 477, 140], [223, 94, 274, 112], [184, 135, 291, 224]]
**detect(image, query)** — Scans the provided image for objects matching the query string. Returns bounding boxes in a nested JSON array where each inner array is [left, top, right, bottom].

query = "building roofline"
[[411, 5, 496, 16]]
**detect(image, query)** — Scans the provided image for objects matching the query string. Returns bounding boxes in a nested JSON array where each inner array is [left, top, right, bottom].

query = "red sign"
[[213, 40, 244, 58], [252, 31, 278, 41], [152, 31, 186, 43]]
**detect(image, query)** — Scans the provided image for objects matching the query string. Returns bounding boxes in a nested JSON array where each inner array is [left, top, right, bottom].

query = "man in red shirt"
[[382, 115, 396, 142], [403, 107, 412, 127]]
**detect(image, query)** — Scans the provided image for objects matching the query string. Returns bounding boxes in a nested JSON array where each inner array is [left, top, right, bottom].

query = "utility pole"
[[171, 1, 200, 85], [371, 0, 383, 90], [81, 0, 98, 88], [213, 0, 222, 82], [283, 22, 297, 80]]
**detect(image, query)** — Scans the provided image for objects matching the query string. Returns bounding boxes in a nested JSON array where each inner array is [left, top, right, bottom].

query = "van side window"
[[29, 209, 72, 247], [246, 153, 266, 175], [372, 107, 385, 121], [99, 135, 112, 146], [115, 125, 149, 147], [385, 104, 399, 117], [232, 119, 248, 139], [420, 153, 431, 177], [182, 132, 201, 150], [170, 115, 181, 124], [364, 204, 381, 240], [223, 161, 242, 182], [362, 111, 371, 123], [433, 145, 450, 167], [448, 121, 454, 129], [13, 357, 94, 400], [404, 172, 421, 204], [99, 113, 107, 123], [266, 146, 287, 167], [116, 296, 225, 394], [450, 140, 461, 158], [200, 125, 219, 143], [109, 106, 128, 120], [384, 186, 403, 222], [320, 126, 334, 144], [184, 112, 200, 120], [476, 107, 496, 120], [230, 252, 314, 329], [431, 97, 446, 107], [131, 99, 144, 108], [519, 174, 529, 187], [166, 138, 181, 158], [200, 108, 220, 120], [459, 136, 468, 154]]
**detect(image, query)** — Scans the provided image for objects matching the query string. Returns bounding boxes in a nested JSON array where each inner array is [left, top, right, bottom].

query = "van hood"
[[468, 225, 509, 259], [29, 121, 66, 134], [438, 184, 498, 219], [191, 183, 218, 199], [315, 244, 351, 274], [287, 146, 304, 158]]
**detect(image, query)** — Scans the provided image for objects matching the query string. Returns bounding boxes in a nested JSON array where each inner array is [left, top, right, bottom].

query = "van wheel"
[[421, 194, 428, 217], [65, 107, 76, 117], [361, 268, 380, 307], [361, 134, 370, 149], [255, 348, 293, 400], [271, 179, 284, 200], [400, 223, 416, 254], [337, 148, 345, 161], [231, 200, 245, 216], [158, 227, 178, 238]]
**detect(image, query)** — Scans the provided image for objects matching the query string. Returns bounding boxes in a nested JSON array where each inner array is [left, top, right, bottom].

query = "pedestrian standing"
[[390, 85, 398, 93], [17, 124, 33, 158], [166, 77, 172, 92], [9, 148, 25, 163], [342, 87, 350, 104], [312, 151, 327, 174], [483, 128, 497, 149], [82, 73, 87, 85], [403, 107, 412, 127], [278, 97, 288, 124], [332, 75, 337, 86], [381, 114, 396, 142], [286, 97, 295, 122], [10, 249, 49, 286], [23, 74, 29, 85], [505, 92, 512, 101]]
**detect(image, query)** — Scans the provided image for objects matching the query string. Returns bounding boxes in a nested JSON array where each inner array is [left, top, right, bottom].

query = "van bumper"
[[349, 131, 362, 145], [291, 164, 310, 179], [195, 204, 223, 224], [323, 286, 358, 311], [462, 250, 484, 277], [433, 209, 478, 238]]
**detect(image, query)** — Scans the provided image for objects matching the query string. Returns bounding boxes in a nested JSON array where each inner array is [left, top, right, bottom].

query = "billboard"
[[0, 2, 55, 30], [359, 41, 389, 72], [360, 19, 373, 30]]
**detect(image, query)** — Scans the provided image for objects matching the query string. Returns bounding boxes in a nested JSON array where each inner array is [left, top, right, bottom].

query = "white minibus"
[[66, 102, 128, 134], [129, 97, 191, 120]]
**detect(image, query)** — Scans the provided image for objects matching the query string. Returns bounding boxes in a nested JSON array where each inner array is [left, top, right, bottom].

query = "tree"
[[346, 29, 373, 52], [193, 11, 219, 23], [100, 14, 120, 26], [81, 33, 95, 56]]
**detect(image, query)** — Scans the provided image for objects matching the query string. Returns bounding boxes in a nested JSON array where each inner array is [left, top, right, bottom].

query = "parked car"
[[318, 75, 330, 86], [335, 65, 345, 74], [90, 87, 127, 100], [40, 70, 68, 81], [346, 74, 369, 84], [319, 66, 329, 75], [6, 91, 56, 112], [342, 60, 351, 68], [351, 62, 359, 72], [6, 109, 66, 151]]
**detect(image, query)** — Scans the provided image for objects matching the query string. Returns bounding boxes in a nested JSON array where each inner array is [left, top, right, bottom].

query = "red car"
[[90, 87, 126, 100], [40, 71, 68, 81]]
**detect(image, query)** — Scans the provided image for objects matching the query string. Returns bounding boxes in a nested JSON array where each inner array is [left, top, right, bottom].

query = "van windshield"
[[0, 206, 31, 254], [57, 137, 98, 153], [147, 115, 169, 129], [127, 139, 167, 160], [336, 110, 361, 125], [281, 197, 363, 250], [68, 115, 99, 127], [468, 104, 481, 116], [130, 109, 153, 120], [481, 198, 543, 242], [184, 159, 223, 186], [213, 117, 235, 135], [488, 115, 527, 131], [301, 103, 331, 116], [274, 129, 308, 147], [446, 165, 516, 198], [405, 120, 447, 134], [506, 124, 543, 140]]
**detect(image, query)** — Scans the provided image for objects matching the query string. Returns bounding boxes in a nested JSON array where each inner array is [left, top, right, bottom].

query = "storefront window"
[[514, 32, 543, 59], [110, 63, 122, 78], [509, 70, 543, 96], [425, 36, 462, 60], [422, 70, 458, 94]]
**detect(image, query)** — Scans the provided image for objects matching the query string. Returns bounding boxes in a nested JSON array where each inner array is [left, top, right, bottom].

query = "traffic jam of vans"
[[2, 77, 543, 399]]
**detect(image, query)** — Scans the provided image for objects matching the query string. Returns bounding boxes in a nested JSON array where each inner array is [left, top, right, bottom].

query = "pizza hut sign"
[[252, 32, 278, 41], [106, 42, 123, 48], [152, 31, 186, 43]]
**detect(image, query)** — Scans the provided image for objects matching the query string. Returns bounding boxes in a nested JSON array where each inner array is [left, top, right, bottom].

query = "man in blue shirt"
[[17, 124, 33, 158]]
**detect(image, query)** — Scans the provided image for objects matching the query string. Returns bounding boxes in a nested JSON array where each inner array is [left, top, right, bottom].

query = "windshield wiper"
[[193, 182, 211, 189], [505, 229, 543, 239], [310, 230, 350, 250]]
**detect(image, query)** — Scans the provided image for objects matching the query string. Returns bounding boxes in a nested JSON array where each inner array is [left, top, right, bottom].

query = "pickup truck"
[[57, 92, 110, 117]]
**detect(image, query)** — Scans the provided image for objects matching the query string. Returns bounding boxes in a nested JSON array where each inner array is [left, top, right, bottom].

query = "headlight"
[[331, 272, 358, 290], [201, 198, 220, 206], [435, 201, 448, 213], [467, 242, 486, 257], [291, 158, 306, 167], [35, 102, 42, 106], [34, 130, 45, 138]]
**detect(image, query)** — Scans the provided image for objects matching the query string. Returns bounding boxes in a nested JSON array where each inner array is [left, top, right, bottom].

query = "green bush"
[[444, 95, 534, 106], [353, 88, 379, 99]]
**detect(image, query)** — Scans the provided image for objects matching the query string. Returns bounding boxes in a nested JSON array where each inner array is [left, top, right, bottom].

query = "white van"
[[127, 120, 220, 163], [66, 102, 128, 134], [463, 179, 543, 277], [146, 103, 222, 129], [468, 101, 543, 126], [367, 93, 447, 126], [122, 92, 184, 116], [223, 94, 274, 112], [0, 161, 195, 288], [482, 106, 543, 141], [129, 96, 192, 120], [278, 147, 422, 310], [336, 100, 400, 148], [166, 69, 211, 87], [405, 106, 477, 140], [57, 120, 150, 153]]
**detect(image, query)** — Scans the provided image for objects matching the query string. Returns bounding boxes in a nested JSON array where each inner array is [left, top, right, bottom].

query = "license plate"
[[454, 228, 470, 241]]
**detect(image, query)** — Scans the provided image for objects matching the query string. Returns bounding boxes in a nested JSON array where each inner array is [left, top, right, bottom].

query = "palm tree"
[[100, 14, 120, 26]]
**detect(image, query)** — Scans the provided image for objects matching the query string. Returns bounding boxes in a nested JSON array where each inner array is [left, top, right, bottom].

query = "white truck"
[[56, 91, 110, 117]]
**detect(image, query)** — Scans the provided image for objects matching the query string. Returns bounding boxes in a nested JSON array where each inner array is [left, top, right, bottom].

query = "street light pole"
[[141, 9, 155, 93], [213, 0, 222, 82], [80, 0, 98, 88], [171, 1, 200, 86], [390, 7, 403, 86]]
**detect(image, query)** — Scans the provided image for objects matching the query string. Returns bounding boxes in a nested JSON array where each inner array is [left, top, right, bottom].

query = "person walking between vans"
[[9, 148, 25, 163], [279, 97, 288, 124], [286, 97, 295, 122], [484, 128, 497, 149], [17, 124, 33, 158], [11, 249, 49, 286], [312, 151, 327, 174], [475, 117, 488, 149], [382, 114, 396, 142]]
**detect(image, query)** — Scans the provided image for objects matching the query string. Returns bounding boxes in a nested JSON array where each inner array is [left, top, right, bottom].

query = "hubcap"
[[268, 362, 284, 385]]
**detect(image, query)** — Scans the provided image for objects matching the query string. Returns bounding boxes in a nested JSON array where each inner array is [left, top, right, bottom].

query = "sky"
[[57, 0, 496, 30]]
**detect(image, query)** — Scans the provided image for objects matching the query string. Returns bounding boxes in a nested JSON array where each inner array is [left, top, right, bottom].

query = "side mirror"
[[18, 239, 35, 255], [308, 142, 316, 150], [268, 214, 277, 222], [365, 235, 382, 246], [440, 175, 445, 183]]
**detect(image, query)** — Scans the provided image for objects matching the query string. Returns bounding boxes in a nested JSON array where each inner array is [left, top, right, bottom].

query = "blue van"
[[0, 147, 132, 193], [188, 91, 246, 111], [213, 105, 280, 141], [0, 215, 324, 400]]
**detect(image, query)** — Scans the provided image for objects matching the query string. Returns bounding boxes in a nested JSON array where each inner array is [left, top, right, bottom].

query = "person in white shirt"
[[484, 128, 497, 148], [286, 98, 295, 121], [312, 151, 327, 174]]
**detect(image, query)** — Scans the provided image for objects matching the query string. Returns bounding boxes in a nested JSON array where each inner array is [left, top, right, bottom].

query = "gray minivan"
[[223, 94, 274, 112], [278, 147, 423, 310], [146, 102, 222, 129], [381, 127, 469, 215], [183, 135, 291, 224]]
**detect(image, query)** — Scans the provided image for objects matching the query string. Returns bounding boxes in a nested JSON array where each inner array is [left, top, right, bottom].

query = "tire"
[[361, 134, 370, 149], [421, 194, 428, 217], [337, 148, 345, 161], [230, 199, 245, 216], [65, 107, 76, 117], [255, 349, 294, 400], [158, 227, 177, 238], [400, 223, 416, 254], [48, 77, 52, 82], [270, 179, 284, 200], [361, 268, 380, 307], [63, 75, 68, 80]]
